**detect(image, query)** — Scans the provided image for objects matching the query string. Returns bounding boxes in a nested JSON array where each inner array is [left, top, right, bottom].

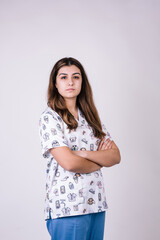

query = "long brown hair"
[[47, 57, 106, 139]]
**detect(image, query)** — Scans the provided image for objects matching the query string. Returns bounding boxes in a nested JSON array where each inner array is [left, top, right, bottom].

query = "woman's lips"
[[66, 88, 75, 91]]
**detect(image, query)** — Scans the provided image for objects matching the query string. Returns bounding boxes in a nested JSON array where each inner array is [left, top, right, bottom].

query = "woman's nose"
[[68, 78, 73, 85]]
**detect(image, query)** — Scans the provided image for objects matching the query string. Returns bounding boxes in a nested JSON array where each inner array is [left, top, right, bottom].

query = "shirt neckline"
[[76, 107, 86, 126], [74, 107, 80, 122], [47, 106, 83, 124]]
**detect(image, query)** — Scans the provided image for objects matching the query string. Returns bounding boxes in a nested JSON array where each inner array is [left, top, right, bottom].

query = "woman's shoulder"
[[40, 106, 63, 123]]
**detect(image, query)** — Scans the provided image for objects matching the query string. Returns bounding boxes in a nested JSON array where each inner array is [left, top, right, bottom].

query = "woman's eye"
[[61, 76, 79, 79]]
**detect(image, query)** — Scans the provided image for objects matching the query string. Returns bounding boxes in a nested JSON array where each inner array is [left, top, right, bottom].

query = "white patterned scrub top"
[[38, 106, 112, 220]]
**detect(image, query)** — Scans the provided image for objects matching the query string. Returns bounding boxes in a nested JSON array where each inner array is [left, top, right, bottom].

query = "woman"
[[38, 57, 121, 240]]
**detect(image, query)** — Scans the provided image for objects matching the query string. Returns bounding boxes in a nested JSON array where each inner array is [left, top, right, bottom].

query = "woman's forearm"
[[69, 153, 103, 174], [84, 148, 121, 167], [50, 147, 103, 174], [75, 147, 121, 167]]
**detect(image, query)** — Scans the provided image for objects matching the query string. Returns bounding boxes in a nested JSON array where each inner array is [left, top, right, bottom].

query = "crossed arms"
[[49, 137, 121, 174]]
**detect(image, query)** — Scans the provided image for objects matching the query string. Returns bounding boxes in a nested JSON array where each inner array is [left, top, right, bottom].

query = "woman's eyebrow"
[[58, 72, 81, 76], [72, 73, 81, 75]]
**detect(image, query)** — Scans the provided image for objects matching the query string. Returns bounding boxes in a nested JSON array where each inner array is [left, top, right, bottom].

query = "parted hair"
[[47, 57, 106, 139]]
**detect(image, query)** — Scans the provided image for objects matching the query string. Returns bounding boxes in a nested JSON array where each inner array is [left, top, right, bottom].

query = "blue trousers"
[[46, 211, 106, 240]]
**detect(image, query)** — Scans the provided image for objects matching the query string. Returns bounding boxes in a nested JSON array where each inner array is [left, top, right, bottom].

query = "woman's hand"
[[97, 137, 113, 151], [72, 137, 112, 157]]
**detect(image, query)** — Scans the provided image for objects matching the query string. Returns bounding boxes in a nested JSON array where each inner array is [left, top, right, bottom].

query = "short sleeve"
[[38, 111, 69, 158], [101, 121, 113, 141]]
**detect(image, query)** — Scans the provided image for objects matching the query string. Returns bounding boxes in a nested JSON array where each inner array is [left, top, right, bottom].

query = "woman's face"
[[55, 65, 82, 101]]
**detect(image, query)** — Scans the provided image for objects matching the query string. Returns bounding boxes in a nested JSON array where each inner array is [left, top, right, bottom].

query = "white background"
[[0, 0, 160, 239]]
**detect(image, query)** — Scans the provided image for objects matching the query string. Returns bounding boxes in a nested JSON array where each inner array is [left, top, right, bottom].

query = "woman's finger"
[[102, 139, 112, 150], [109, 144, 112, 149], [106, 140, 112, 149], [98, 138, 112, 151], [106, 139, 112, 148], [100, 138, 110, 150], [98, 137, 105, 150]]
